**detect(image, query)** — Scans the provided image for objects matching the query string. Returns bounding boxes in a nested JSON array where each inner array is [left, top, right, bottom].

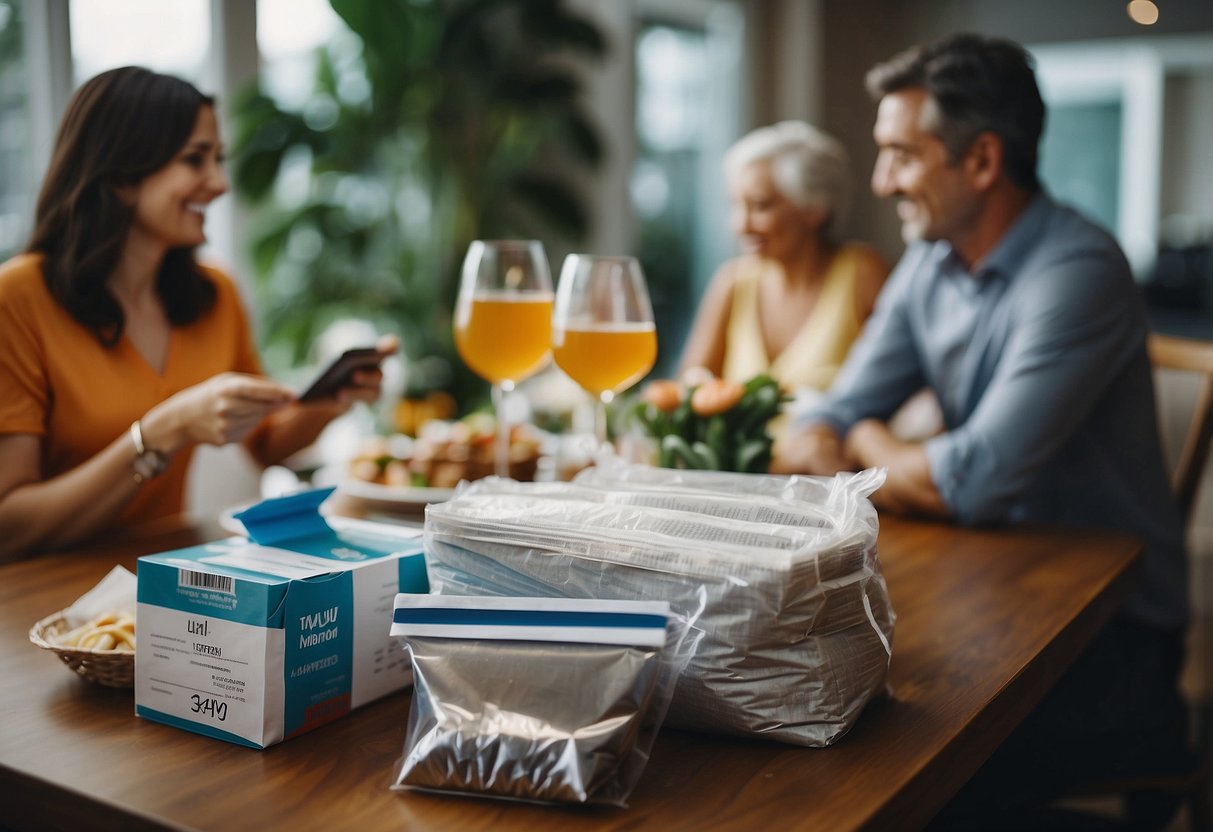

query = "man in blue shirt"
[[776, 33, 1192, 827]]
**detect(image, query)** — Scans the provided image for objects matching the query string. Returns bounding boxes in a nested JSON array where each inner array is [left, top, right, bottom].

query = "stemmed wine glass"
[[454, 240, 554, 477], [552, 254, 657, 448]]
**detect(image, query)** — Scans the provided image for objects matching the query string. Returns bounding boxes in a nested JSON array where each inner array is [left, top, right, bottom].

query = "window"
[[0, 0, 30, 259], [257, 0, 348, 109], [1039, 101, 1122, 238], [1033, 35, 1213, 336], [69, 0, 210, 85], [631, 3, 743, 376], [633, 23, 709, 375]]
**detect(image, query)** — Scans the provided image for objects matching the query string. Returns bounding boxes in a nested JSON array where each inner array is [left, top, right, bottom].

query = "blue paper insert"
[[234, 487, 336, 547]]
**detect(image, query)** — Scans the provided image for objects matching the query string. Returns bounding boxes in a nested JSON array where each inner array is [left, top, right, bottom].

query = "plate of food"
[[330, 415, 547, 505], [314, 466, 456, 507]]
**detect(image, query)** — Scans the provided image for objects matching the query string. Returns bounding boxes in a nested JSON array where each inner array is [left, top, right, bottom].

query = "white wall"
[[1161, 69, 1213, 233]]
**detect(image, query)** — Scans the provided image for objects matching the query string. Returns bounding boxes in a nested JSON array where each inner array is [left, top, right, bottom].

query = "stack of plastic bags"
[[423, 462, 894, 747]]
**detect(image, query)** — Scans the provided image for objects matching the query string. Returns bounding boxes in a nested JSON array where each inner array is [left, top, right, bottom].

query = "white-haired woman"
[[680, 121, 888, 392]]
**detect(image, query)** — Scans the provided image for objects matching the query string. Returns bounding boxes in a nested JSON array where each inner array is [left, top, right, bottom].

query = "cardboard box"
[[135, 488, 426, 748]]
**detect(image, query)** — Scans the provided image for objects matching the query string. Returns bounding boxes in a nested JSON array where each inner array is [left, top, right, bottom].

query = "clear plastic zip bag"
[[390, 594, 698, 806]]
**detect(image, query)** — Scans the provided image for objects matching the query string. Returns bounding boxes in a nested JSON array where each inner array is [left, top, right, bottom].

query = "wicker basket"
[[29, 611, 134, 688]]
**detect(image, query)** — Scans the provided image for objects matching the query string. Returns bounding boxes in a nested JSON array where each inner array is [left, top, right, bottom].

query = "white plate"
[[333, 478, 456, 505], [313, 464, 456, 506]]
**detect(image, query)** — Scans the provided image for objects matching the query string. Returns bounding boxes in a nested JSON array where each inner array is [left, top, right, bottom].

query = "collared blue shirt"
[[798, 193, 1187, 628]]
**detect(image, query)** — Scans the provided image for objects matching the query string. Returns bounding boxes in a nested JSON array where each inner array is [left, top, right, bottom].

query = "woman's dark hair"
[[865, 33, 1045, 191], [27, 66, 217, 346]]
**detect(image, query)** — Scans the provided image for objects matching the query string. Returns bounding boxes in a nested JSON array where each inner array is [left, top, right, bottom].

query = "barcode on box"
[[178, 569, 234, 595]]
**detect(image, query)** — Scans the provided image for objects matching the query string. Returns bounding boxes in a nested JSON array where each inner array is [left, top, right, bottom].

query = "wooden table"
[[0, 513, 1140, 831]]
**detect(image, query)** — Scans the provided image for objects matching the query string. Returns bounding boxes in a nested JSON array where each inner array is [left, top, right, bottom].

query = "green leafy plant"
[[632, 374, 788, 473], [230, 0, 606, 407]]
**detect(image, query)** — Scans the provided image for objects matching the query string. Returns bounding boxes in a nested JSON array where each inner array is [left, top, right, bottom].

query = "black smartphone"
[[298, 347, 384, 402]]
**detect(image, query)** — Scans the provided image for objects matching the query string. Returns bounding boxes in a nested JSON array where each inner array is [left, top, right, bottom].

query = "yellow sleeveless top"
[[721, 243, 872, 392]]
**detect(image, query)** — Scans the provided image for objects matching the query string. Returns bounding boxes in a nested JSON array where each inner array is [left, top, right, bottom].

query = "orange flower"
[[690, 379, 744, 416], [642, 379, 683, 413]]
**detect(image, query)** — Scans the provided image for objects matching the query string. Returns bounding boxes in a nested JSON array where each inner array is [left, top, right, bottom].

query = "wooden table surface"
[[0, 512, 1140, 832]]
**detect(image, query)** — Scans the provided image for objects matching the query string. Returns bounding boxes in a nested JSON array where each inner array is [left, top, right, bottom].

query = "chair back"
[[1148, 333, 1213, 526], [1117, 332, 1213, 832]]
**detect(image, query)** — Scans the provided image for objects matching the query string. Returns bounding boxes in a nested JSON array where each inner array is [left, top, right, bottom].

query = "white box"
[[135, 490, 426, 748]]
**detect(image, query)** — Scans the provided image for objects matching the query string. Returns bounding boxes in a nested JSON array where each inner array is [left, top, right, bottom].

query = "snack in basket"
[[349, 415, 542, 489], [56, 611, 136, 652], [29, 565, 138, 687]]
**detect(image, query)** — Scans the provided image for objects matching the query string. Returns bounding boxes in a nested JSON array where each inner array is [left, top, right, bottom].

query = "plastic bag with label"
[[390, 594, 697, 806]]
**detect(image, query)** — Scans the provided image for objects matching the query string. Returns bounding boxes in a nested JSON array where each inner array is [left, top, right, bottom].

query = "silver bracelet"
[[129, 420, 168, 484]]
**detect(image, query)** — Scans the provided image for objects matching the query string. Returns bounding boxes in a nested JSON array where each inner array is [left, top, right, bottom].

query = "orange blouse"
[[0, 253, 262, 528]]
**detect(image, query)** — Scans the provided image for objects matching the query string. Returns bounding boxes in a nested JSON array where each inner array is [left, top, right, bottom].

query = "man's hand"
[[770, 423, 857, 475], [844, 419, 900, 468], [845, 418, 949, 517]]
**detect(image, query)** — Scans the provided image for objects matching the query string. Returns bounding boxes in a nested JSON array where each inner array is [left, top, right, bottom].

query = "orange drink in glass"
[[552, 254, 657, 446], [552, 322, 656, 398], [455, 240, 553, 477], [455, 293, 554, 385]]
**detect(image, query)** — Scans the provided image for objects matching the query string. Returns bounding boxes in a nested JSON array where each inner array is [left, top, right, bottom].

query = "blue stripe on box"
[[392, 607, 667, 630], [136, 705, 267, 749]]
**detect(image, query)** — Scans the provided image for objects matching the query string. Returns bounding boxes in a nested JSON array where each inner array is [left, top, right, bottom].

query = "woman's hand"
[[241, 335, 399, 467], [142, 372, 296, 453]]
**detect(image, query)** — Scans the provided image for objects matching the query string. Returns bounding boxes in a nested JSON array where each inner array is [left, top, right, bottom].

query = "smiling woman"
[[679, 120, 889, 409], [0, 66, 394, 561], [123, 106, 227, 257]]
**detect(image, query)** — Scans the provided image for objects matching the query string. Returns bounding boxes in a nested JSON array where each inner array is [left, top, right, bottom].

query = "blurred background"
[[3, 0, 1212, 380], [1, 0, 1212, 520]]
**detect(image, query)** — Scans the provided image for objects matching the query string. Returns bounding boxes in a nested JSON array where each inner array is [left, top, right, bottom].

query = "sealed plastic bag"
[[423, 464, 893, 747], [390, 594, 694, 806]]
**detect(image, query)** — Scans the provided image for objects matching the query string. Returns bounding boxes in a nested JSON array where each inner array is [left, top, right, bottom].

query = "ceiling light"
[[1127, 0, 1160, 25]]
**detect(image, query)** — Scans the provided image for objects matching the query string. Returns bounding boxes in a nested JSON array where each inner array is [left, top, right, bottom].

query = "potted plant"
[[230, 0, 607, 414], [632, 373, 788, 473]]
